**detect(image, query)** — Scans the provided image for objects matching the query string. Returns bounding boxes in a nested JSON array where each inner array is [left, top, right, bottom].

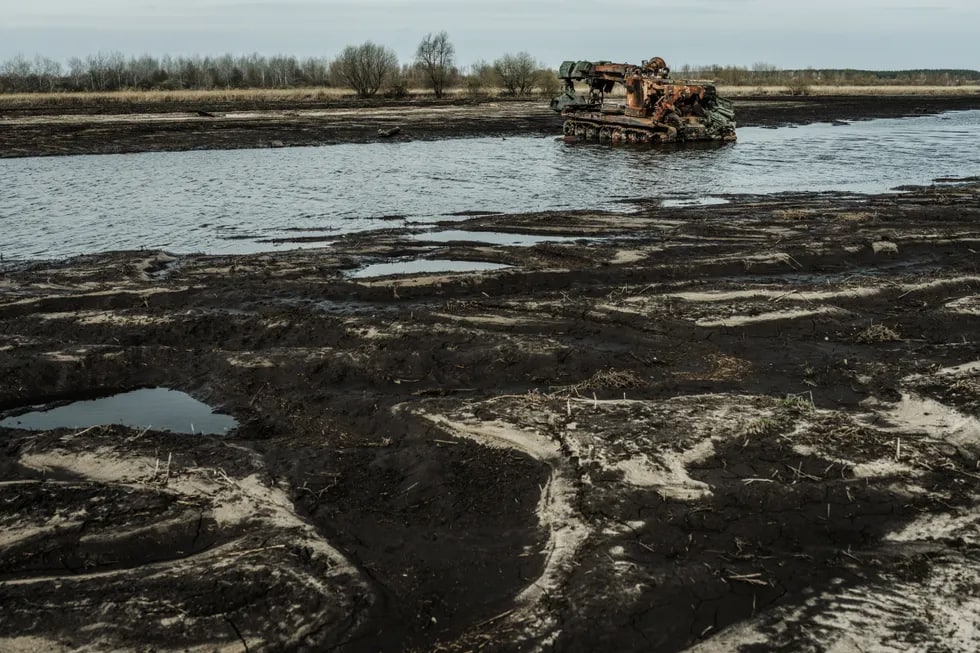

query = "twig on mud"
[[840, 548, 861, 563], [785, 462, 821, 482], [472, 392, 545, 405], [432, 439, 459, 446], [742, 478, 776, 485], [223, 615, 250, 653], [637, 540, 657, 554], [951, 468, 980, 481], [61, 424, 102, 441], [472, 609, 515, 630], [248, 382, 269, 407], [125, 426, 151, 442], [226, 544, 288, 559], [212, 468, 237, 486], [770, 289, 799, 303], [412, 387, 477, 396], [726, 573, 769, 586]]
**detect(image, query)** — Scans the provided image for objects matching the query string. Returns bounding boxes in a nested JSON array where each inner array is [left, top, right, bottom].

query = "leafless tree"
[[415, 31, 455, 98], [462, 60, 494, 97], [493, 52, 540, 96], [331, 42, 398, 98], [301, 57, 331, 87]]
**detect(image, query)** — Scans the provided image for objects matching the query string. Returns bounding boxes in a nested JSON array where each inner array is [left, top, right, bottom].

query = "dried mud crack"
[[1, 181, 979, 651]]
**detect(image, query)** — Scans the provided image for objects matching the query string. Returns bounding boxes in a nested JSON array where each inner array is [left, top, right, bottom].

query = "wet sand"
[[1, 165, 979, 651]]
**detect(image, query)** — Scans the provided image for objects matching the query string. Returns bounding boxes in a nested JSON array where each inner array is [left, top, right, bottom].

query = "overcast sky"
[[1, 0, 977, 70]]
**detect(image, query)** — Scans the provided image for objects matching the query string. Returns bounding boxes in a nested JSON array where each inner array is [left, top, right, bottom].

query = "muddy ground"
[[2, 94, 980, 650], [1, 163, 979, 651], [2, 94, 980, 157]]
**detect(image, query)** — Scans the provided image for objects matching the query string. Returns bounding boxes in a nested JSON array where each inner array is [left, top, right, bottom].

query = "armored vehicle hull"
[[551, 57, 736, 144]]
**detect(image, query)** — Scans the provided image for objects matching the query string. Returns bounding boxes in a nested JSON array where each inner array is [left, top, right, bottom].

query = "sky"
[[0, 0, 978, 71]]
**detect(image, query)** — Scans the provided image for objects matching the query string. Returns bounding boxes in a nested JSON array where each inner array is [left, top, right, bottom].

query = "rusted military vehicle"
[[550, 56, 736, 144]]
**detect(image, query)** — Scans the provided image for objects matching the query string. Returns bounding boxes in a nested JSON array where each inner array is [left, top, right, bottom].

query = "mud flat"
[[2, 94, 980, 157], [1, 177, 979, 651]]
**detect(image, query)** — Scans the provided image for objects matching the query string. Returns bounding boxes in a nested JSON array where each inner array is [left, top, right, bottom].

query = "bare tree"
[[493, 52, 540, 96], [300, 57, 331, 87], [331, 42, 398, 98], [67, 57, 89, 90], [33, 56, 62, 92], [415, 31, 455, 98], [462, 60, 494, 97]]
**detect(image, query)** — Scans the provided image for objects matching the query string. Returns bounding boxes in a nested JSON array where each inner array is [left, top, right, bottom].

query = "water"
[[661, 197, 730, 208], [0, 388, 238, 435], [411, 230, 582, 245], [348, 259, 512, 278], [1, 110, 978, 261]]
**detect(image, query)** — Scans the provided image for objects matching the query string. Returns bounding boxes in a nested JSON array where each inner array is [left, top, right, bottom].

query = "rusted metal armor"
[[550, 56, 736, 144]]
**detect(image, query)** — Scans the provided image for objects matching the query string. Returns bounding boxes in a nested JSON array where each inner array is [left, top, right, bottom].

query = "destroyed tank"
[[550, 56, 736, 144]]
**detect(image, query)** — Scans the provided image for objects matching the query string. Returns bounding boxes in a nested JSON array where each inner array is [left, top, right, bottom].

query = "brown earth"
[[1, 169, 979, 651], [2, 94, 980, 157]]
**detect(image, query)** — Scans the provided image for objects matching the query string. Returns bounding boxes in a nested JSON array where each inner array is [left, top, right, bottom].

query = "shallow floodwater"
[[349, 259, 511, 278], [1, 110, 978, 260], [411, 230, 582, 246], [0, 388, 238, 435]]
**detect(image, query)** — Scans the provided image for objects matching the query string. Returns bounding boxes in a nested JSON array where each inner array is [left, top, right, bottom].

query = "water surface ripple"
[[2, 110, 978, 260]]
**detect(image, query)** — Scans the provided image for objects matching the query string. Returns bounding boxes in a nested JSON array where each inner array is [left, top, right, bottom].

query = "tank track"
[[562, 117, 736, 144], [562, 120, 673, 144]]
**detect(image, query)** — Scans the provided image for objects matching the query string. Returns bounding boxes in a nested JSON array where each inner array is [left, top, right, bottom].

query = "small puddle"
[[661, 197, 730, 208], [411, 230, 581, 246], [348, 259, 512, 278], [0, 388, 238, 435]]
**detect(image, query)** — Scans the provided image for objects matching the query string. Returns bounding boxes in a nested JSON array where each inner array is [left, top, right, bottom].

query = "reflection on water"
[[1, 110, 978, 260], [0, 388, 238, 435]]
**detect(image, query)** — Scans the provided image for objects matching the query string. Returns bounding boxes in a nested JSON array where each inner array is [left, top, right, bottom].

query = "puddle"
[[0, 388, 238, 435], [661, 197, 730, 208], [348, 259, 512, 278], [412, 230, 581, 246]]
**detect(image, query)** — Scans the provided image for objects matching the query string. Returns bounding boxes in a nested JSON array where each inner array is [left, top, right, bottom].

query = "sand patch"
[[696, 306, 846, 327]]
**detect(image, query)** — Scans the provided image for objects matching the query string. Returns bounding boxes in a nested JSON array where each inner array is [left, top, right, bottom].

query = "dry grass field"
[[1, 84, 977, 110]]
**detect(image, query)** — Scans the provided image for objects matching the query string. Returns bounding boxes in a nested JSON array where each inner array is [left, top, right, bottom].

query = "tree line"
[[679, 63, 980, 87], [0, 34, 558, 98], [1, 37, 977, 96]]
